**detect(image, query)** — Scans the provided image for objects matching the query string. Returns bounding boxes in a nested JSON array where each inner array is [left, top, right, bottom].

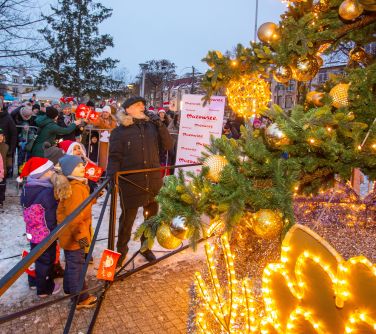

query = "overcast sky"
[[101, 0, 286, 79]]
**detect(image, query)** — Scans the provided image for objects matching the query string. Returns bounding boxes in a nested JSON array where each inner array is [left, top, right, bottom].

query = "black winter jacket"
[[0, 110, 17, 153], [107, 112, 173, 208]]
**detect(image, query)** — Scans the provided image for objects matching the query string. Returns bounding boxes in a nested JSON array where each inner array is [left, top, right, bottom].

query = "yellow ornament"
[[306, 91, 318, 103], [339, 0, 364, 20], [273, 65, 292, 84], [265, 123, 291, 148], [349, 46, 369, 64], [312, 92, 325, 106], [252, 209, 283, 239], [203, 155, 228, 183], [226, 74, 271, 118], [330, 83, 350, 108], [317, 42, 331, 54], [156, 224, 182, 249], [257, 22, 280, 44], [291, 55, 319, 82], [312, 0, 330, 12]]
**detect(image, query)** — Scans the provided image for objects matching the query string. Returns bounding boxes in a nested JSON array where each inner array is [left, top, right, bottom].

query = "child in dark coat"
[[0, 128, 8, 209], [20, 157, 61, 297]]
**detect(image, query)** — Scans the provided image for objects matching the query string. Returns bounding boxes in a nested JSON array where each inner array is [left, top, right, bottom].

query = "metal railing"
[[0, 163, 203, 333]]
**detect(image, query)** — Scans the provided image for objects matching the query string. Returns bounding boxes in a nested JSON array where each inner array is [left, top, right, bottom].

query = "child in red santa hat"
[[20, 157, 61, 297]]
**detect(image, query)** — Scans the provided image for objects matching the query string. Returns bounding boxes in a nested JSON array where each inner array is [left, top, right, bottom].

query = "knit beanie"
[[59, 155, 83, 176], [17, 157, 54, 182], [46, 106, 59, 119], [61, 103, 72, 111], [102, 106, 111, 113], [32, 104, 41, 112], [86, 100, 95, 108], [66, 141, 87, 157], [43, 142, 65, 165], [58, 140, 74, 153], [122, 96, 146, 110], [20, 106, 33, 120]]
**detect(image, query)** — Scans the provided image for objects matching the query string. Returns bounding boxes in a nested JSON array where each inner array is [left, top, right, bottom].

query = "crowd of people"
[[0, 94, 242, 308]]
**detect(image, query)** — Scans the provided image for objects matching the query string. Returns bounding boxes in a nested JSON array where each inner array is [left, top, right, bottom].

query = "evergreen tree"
[[35, 0, 120, 98], [137, 0, 376, 247]]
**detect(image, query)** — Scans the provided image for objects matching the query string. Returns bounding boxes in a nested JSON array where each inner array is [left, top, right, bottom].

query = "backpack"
[[23, 204, 50, 243]]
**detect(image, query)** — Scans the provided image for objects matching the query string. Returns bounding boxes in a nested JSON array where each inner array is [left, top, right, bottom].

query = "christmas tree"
[[35, 0, 120, 98], [137, 0, 376, 248]]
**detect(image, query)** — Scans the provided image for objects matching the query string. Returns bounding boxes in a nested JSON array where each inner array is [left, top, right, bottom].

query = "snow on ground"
[[0, 180, 186, 310]]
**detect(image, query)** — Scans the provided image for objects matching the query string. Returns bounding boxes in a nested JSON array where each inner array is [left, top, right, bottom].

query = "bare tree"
[[141, 59, 176, 106], [0, 0, 46, 66]]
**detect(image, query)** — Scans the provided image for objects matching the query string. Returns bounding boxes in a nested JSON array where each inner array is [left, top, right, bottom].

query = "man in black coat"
[[0, 99, 17, 174], [107, 97, 173, 264]]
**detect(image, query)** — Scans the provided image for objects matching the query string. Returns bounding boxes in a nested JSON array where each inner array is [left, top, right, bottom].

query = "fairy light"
[[194, 225, 376, 333]]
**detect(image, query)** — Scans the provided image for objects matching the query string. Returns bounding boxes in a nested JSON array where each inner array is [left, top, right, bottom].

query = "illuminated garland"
[[194, 224, 376, 333]]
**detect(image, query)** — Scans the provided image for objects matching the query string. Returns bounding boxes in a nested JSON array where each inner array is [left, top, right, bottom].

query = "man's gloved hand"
[[78, 237, 89, 249], [145, 111, 163, 128]]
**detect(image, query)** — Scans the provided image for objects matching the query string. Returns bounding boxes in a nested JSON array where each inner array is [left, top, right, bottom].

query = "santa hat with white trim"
[[17, 157, 54, 182]]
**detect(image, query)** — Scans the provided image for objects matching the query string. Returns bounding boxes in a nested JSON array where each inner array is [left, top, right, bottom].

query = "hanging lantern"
[[291, 55, 319, 82], [156, 224, 182, 249], [257, 22, 281, 44], [265, 123, 291, 149], [313, 0, 330, 12], [329, 83, 350, 108], [252, 209, 284, 239], [170, 216, 189, 240], [273, 65, 293, 84], [203, 155, 228, 183], [339, 0, 364, 20], [226, 74, 271, 118]]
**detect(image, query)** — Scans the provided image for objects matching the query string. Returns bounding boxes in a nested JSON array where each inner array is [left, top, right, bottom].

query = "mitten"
[[78, 237, 89, 249]]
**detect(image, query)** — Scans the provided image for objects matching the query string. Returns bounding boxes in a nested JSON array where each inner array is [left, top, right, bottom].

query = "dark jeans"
[[63, 248, 88, 302], [28, 241, 56, 295], [0, 178, 5, 204], [116, 200, 159, 256]]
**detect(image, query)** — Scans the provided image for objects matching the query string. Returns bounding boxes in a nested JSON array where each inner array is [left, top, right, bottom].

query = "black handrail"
[[0, 178, 111, 297]]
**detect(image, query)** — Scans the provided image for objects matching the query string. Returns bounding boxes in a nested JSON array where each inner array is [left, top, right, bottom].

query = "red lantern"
[[97, 249, 122, 281], [75, 104, 91, 119], [85, 161, 103, 182]]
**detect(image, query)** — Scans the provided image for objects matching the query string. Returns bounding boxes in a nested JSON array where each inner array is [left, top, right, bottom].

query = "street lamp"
[[139, 63, 148, 97]]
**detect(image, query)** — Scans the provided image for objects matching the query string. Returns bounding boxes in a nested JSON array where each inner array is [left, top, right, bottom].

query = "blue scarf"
[[26, 175, 53, 188]]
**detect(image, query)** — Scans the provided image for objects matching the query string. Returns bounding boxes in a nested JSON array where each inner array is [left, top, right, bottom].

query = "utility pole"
[[139, 63, 148, 97], [254, 0, 259, 42], [190, 66, 195, 94]]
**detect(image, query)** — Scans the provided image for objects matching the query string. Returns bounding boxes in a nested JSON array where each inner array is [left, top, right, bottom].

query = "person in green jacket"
[[31, 107, 80, 157]]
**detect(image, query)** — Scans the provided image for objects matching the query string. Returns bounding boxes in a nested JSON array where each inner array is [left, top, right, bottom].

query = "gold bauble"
[[349, 46, 368, 63], [329, 83, 350, 108], [265, 123, 291, 148], [313, 0, 330, 12], [339, 0, 364, 20], [292, 55, 319, 82], [312, 92, 325, 106], [257, 22, 280, 44], [306, 91, 319, 104], [273, 65, 293, 84], [156, 224, 182, 249], [252, 209, 284, 239], [203, 155, 228, 183], [226, 74, 271, 118], [170, 216, 189, 240]]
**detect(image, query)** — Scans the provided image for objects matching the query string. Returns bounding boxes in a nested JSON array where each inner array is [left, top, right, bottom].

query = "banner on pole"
[[175, 94, 225, 176]]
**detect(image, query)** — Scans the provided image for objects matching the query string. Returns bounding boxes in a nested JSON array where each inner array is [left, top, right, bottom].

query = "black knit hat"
[[86, 100, 95, 108], [46, 106, 59, 119], [32, 104, 40, 111], [0, 128, 3, 135], [43, 142, 65, 165], [122, 96, 146, 110]]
